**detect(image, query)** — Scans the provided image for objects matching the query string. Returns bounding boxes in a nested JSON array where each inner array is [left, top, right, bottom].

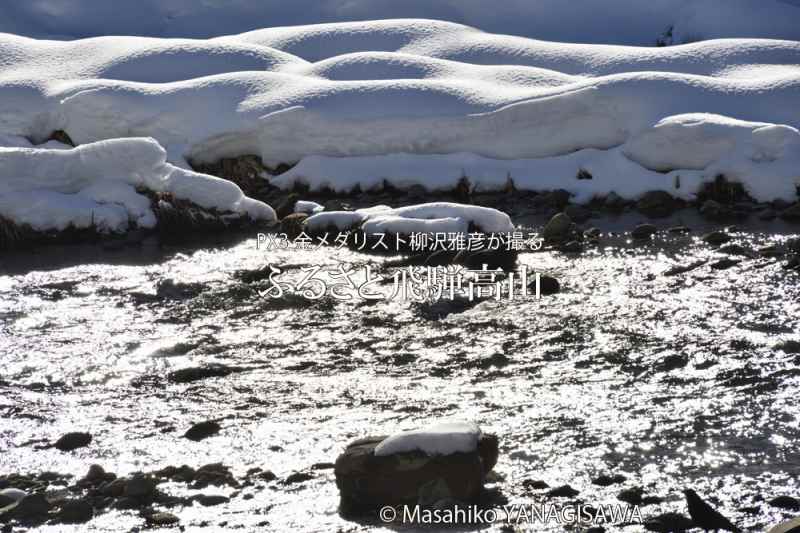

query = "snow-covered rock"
[[374, 421, 482, 456], [294, 200, 324, 215], [304, 202, 514, 237], [0, 138, 275, 232]]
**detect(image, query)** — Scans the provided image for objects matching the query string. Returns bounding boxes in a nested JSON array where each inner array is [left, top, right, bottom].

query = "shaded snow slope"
[[1, 19, 799, 209], [2, 1, 800, 45], [0, 137, 275, 232]]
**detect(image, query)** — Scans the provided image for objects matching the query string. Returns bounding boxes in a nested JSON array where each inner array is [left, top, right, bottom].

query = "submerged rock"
[[592, 474, 626, 486], [769, 495, 800, 511], [644, 512, 695, 532], [547, 484, 580, 498], [334, 428, 498, 514]]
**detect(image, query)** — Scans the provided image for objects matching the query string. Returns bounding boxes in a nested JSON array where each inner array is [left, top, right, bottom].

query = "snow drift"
[[3, 0, 800, 45], [1, 16, 800, 228], [0, 137, 275, 232]]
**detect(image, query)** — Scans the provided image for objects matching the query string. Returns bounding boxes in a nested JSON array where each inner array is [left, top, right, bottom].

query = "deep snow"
[[3, 0, 800, 45], [0, 138, 275, 232], [1, 10, 800, 231]]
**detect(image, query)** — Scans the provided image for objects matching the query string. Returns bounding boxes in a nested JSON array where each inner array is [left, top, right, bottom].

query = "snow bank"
[[304, 202, 513, 236], [1, 18, 800, 203], [374, 421, 482, 457], [3, 1, 800, 45], [0, 138, 275, 232], [278, 114, 800, 203]]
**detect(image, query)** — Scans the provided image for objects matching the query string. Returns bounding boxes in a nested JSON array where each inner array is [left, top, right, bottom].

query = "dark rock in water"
[[644, 512, 695, 532], [4, 493, 51, 520], [780, 203, 800, 222], [100, 478, 127, 497], [700, 199, 736, 220], [275, 193, 300, 220], [701, 231, 731, 245], [529, 275, 560, 296], [656, 354, 688, 372], [184, 421, 221, 441], [311, 462, 335, 470], [124, 473, 157, 499], [564, 204, 591, 223], [636, 191, 679, 218], [718, 244, 755, 257], [664, 260, 707, 277], [282, 472, 314, 485], [56, 498, 93, 524], [168, 364, 239, 384], [560, 240, 583, 253], [81, 464, 113, 485], [547, 484, 579, 498], [334, 433, 498, 514], [234, 264, 280, 284], [542, 213, 573, 243], [454, 248, 518, 272], [53, 432, 92, 451], [195, 494, 229, 506], [425, 250, 458, 267], [632, 224, 657, 240], [280, 212, 308, 239], [617, 487, 644, 505], [683, 488, 739, 533], [145, 511, 180, 526], [775, 340, 800, 354], [156, 279, 204, 300], [522, 479, 550, 490], [711, 257, 740, 270], [192, 464, 239, 489], [473, 353, 511, 369], [592, 474, 626, 486], [667, 225, 691, 234], [769, 495, 800, 511]]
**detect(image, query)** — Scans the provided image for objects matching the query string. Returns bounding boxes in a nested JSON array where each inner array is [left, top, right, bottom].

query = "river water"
[[1, 210, 799, 532]]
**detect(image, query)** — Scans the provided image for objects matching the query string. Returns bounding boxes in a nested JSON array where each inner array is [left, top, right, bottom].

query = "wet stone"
[[701, 231, 731, 245], [146, 511, 180, 526], [124, 474, 157, 499], [636, 191, 679, 218], [592, 474, 627, 486], [184, 421, 221, 441], [769, 495, 800, 511], [195, 494, 229, 506], [547, 485, 580, 498], [168, 364, 239, 384], [617, 486, 644, 505], [282, 472, 314, 485], [56, 498, 93, 524], [710, 257, 740, 270], [644, 512, 695, 532], [522, 479, 550, 490], [632, 224, 657, 240], [53, 432, 92, 452]]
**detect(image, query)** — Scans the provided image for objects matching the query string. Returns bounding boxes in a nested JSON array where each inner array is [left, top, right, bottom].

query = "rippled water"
[[1, 212, 799, 532]]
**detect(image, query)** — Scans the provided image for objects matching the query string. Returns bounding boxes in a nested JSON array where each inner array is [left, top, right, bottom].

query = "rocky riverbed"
[[2, 194, 800, 532]]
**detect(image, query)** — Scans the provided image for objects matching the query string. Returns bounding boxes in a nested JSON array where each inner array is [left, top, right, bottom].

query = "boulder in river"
[[279, 212, 308, 239], [53, 431, 92, 451], [184, 421, 221, 441], [334, 421, 498, 515]]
